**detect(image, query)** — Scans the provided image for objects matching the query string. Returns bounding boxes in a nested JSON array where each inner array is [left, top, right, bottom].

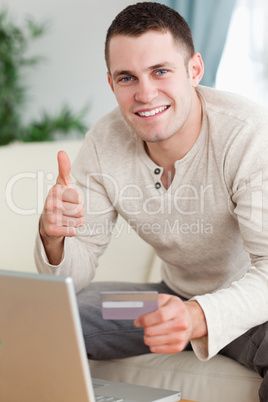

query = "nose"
[[134, 78, 158, 104]]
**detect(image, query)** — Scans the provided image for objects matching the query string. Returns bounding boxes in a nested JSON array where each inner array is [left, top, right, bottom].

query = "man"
[[35, 2, 268, 400]]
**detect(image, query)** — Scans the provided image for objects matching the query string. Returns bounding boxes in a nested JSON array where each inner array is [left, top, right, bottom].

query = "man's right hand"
[[39, 151, 85, 265]]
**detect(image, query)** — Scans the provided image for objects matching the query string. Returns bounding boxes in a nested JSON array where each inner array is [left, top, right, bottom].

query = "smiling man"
[[106, 30, 203, 189], [35, 3, 268, 401], [107, 31, 202, 146]]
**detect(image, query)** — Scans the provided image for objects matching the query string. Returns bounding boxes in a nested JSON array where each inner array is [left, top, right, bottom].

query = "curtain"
[[216, 0, 268, 107], [247, 0, 268, 106], [160, 0, 236, 87]]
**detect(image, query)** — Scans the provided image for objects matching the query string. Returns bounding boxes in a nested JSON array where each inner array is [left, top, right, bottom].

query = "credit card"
[[101, 291, 158, 320]]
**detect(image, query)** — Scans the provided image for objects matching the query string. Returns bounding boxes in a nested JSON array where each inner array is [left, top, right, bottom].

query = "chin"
[[144, 131, 175, 143], [133, 127, 166, 142], [144, 136, 165, 143]]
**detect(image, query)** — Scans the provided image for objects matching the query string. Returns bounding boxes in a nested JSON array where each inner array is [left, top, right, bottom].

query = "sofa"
[[0, 139, 262, 402]]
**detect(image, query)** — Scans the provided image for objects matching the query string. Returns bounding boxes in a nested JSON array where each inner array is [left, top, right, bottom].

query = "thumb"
[[56, 150, 72, 186]]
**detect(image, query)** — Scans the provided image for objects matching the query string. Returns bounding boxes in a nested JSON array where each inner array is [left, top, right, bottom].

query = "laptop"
[[0, 270, 181, 402]]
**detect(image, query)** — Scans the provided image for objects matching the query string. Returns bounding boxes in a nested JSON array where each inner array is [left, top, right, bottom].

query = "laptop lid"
[[0, 270, 95, 402], [0, 270, 181, 402]]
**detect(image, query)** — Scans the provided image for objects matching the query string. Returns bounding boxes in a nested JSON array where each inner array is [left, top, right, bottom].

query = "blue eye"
[[120, 76, 133, 83], [156, 69, 167, 76]]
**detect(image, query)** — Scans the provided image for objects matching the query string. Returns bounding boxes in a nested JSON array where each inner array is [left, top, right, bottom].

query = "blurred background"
[[1, 0, 267, 273], [1, 0, 267, 146]]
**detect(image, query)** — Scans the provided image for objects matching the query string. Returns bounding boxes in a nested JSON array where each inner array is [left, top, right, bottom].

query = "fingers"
[[42, 184, 85, 238], [134, 294, 193, 354], [135, 294, 181, 327], [41, 207, 84, 238], [57, 150, 72, 186], [40, 151, 85, 240], [41, 221, 79, 238], [143, 318, 188, 354], [63, 189, 81, 205]]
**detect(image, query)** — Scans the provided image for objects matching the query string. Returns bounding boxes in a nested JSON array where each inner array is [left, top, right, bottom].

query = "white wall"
[[2, 0, 140, 129]]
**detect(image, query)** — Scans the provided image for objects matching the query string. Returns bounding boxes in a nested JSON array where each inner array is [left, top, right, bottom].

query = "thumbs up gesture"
[[39, 151, 85, 264]]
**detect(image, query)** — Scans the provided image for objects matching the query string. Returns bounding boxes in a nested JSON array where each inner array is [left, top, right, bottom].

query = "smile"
[[136, 105, 170, 117]]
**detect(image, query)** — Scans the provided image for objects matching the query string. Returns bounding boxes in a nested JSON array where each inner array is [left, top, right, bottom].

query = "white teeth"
[[138, 106, 168, 117]]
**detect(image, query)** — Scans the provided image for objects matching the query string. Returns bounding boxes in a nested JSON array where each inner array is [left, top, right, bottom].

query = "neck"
[[145, 90, 202, 171]]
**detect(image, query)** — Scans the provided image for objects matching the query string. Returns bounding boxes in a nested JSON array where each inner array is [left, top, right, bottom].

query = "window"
[[216, 0, 268, 108]]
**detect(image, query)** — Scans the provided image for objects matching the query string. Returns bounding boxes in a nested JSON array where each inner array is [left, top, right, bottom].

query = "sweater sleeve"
[[191, 126, 268, 360]]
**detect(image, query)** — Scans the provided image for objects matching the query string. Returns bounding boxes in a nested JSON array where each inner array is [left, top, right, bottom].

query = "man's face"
[[107, 30, 203, 144]]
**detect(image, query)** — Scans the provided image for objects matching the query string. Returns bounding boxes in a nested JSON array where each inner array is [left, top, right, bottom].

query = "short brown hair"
[[105, 1, 195, 71]]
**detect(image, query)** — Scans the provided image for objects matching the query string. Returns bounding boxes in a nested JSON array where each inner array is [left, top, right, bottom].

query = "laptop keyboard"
[[96, 397, 124, 402]]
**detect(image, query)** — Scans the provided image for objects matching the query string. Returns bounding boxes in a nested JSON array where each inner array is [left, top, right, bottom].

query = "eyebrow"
[[112, 62, 176, 80]]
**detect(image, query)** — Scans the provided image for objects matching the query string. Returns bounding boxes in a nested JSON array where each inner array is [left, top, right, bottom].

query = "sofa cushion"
[[89, 351, 261, 402]]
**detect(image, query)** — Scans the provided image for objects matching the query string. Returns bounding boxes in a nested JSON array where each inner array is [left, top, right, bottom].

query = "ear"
[[107, 71, 114, 93], [189, 52, 204, 87]]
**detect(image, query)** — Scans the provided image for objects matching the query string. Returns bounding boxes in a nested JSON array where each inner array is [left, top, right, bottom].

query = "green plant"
[[0, 8, 88, 146]]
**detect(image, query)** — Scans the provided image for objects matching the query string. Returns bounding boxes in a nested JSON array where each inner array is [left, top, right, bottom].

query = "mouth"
[[135, 105, 170, 117]]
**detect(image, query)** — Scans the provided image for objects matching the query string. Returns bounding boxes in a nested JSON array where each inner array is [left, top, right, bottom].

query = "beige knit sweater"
[[35, 85, 268, 360]]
